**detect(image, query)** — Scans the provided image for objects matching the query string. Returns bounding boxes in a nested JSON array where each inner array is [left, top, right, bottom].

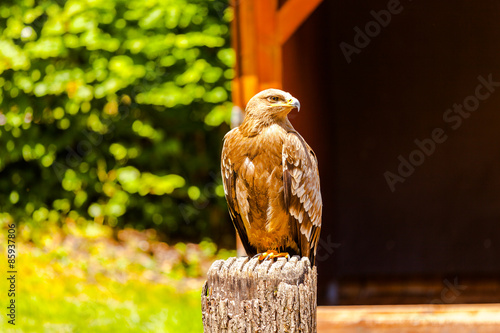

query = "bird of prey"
[[221, 89, 322, 264]]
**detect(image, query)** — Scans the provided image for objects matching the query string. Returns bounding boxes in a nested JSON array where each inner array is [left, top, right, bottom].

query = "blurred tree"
[[0, 0, 235, 246]]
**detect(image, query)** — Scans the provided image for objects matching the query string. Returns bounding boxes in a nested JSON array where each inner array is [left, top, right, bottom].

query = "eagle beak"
[[287, 97, 301, 112]]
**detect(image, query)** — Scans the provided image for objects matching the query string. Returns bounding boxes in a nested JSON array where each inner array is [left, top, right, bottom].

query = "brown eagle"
[[221, 89, 322, 264]]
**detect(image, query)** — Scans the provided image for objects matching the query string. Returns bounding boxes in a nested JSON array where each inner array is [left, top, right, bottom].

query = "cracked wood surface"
[[201, 256, 317, 333]]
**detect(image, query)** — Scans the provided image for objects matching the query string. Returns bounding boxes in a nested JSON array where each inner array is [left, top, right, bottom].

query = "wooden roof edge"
[[278, 0, 324, 45]]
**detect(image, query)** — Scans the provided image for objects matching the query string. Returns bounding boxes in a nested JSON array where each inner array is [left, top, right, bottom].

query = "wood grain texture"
[[201, 256, 317, 332], [317, 304, 500, 333]]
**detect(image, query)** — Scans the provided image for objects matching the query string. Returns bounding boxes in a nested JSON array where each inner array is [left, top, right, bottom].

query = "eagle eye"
[[268, 96, 280, 102]]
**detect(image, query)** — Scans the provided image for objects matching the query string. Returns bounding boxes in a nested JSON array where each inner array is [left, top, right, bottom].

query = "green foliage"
[[16, 284, 203, 333], [0, 224, 235, 332], [0, 0, 235, 243]]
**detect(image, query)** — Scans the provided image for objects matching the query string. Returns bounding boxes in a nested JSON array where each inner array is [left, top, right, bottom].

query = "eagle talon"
[[255, 250, 289, 261]]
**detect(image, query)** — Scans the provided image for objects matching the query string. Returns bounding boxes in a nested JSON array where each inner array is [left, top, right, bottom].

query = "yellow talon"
[[257, 250, 289, 261]]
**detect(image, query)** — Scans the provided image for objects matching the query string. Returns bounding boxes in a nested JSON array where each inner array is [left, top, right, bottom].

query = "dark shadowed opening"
[[282, 0, 500, 305]]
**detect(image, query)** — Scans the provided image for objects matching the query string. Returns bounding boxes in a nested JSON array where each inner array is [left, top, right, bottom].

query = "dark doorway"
[[283, 0, 500, 305]]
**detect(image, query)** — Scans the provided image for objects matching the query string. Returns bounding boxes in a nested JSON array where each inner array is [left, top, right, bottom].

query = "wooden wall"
[[234, 0, 500, 305]]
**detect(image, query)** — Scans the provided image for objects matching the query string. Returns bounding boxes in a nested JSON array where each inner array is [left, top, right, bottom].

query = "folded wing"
[[283, 132, 322, 264], [221, 129, 257, 256]]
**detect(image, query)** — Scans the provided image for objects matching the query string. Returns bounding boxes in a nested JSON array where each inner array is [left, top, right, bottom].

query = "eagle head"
[[245, 89, 301, 118]]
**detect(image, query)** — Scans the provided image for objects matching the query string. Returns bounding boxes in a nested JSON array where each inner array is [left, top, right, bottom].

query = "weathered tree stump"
[[201, 256, 317, 333]]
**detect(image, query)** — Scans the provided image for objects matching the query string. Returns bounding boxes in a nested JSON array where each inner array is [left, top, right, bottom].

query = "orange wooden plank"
[[237, 0, 259, 106], [232, 0, 288, 108], [254, 0, 281, 90], [318, 304, 500, 333], [278, 0, 324, 44]]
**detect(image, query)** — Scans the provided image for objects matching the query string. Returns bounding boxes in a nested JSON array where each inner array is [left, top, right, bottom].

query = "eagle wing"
[[283, 131, 322, 264], [221, 129, 257, 256]]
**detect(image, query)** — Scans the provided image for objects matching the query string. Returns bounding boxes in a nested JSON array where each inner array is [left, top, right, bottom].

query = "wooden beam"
[[318, 304, 500, 332], [278, 0, 324, 45], [231, 0, 281, 108], [231, 0, 324, 108], [254, 0, 281, 90], [232, 0, 260, 108]]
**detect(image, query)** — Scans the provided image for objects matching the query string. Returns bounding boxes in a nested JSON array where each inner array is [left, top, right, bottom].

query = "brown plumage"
[[221, 89, 322, 264]]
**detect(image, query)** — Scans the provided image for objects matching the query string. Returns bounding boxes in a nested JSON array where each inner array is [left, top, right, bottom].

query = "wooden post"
[[201, 256, 317, 332]]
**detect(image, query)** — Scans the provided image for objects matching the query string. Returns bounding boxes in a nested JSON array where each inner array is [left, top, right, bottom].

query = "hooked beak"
[[287, 97, 301, 112], [270, 94, 301, 112]]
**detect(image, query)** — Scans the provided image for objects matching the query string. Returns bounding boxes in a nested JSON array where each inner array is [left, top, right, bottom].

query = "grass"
[[9, 278, 203, 332], [0, 222, 235, 332]]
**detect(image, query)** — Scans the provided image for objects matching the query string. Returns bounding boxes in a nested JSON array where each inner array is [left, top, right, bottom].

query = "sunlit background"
[[0, 0, 234, 331], [4, 0, 500, 331]]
